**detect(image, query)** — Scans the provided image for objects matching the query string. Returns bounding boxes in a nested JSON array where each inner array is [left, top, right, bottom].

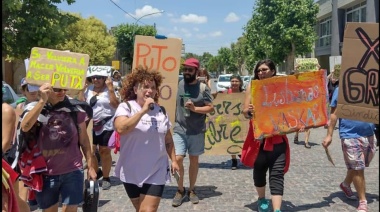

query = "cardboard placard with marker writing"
[[25, 47, 89, 90], [337, 23, 379, 124], [132, 35, 182, 126], [204, 93, 248, 155], [251, 71, 329, 139]]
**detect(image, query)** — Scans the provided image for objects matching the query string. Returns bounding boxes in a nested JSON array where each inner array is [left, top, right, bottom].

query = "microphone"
[[149, 103, 154, 110]]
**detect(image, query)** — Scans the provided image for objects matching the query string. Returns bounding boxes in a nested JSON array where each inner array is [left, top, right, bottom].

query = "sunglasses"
[[53, 88, 68, 93], [182, 67, 195, 72], [91, 76, 106, 80]]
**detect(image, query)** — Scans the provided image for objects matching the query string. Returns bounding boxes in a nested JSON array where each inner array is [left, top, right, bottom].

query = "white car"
[[242, 75, 252, 90], [215, 74, 232, 93], [2, 81, 20, 107]]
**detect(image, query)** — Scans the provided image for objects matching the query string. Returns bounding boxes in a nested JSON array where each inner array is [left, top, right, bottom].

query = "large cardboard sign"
[[337, 23, 379, 124], [251, 70, 329, 139], [26, 47, 89, 90], [204, 93, 248, 155], [132, 35, 182, 125], [295, 58, 319, 72]]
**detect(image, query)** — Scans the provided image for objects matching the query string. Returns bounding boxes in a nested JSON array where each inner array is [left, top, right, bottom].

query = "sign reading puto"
[[132, 35, 182, 126], [26, 47, 90, 90], [251, 70, 329, 139]]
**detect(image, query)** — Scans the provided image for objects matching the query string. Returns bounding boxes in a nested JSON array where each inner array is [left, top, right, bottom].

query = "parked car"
[[2, 81, 20, 107], [215, 74, 232, 93], [178, 74, 183, 83], [242, 75, 252, 90]]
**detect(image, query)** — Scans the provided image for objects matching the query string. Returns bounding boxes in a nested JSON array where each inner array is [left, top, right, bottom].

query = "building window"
[[346, 2, 366, 22], [318, 17, 332, 47]]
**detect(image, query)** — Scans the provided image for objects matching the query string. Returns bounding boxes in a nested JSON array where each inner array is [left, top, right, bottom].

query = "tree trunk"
[[286, 42, 296, 74]]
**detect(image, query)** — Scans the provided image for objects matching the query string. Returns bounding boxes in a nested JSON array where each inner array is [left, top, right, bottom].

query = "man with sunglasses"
[[172, 58, 214, 207], [19, 83, 97, 212]]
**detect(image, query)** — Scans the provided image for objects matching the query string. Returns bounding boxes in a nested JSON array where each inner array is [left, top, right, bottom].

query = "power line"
[[108, 0, 148, 25]]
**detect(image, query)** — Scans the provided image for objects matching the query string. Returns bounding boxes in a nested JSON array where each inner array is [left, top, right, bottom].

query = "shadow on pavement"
[[161, 185, 222, 200], [244, 191, 379, 211], [199, 160, 252, 170]]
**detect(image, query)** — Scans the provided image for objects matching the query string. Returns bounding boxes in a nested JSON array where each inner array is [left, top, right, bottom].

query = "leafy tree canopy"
[[113, 24, 156, 66], [244, 0, 318, 71], [3, 0, 78, 59], [56, 15, 116, 65]]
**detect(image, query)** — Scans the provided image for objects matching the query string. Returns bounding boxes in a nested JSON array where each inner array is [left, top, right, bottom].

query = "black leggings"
[[253, 141, 286, 196]]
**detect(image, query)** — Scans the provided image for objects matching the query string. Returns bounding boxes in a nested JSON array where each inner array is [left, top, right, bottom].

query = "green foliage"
[[244, 0, 319, 65], [2, 0, 77, 59], [113, 24, 156, 65], [56, 15, 116, 65]]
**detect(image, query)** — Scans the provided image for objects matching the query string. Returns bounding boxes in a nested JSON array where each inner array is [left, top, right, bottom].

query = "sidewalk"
[[32, 126, 379, 211]]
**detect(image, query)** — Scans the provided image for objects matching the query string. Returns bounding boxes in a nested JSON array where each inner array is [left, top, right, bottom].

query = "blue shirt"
[[330, 87, 375, 139]]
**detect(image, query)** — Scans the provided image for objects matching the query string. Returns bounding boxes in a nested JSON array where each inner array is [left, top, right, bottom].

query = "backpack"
[[12, 97, 92, 167]]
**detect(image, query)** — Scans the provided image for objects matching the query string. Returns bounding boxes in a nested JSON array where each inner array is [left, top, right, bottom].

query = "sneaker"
[[257, 197, 269, 212], [357, 200, 368, 212], [96, 168, 103, 180], [187, 190, 199, 204], [102, 178, 111, 190], [172, 189, 186, 207], [231, 159, 238, 170], [340, 182, 357, 200], [274, 210, 282, 212]]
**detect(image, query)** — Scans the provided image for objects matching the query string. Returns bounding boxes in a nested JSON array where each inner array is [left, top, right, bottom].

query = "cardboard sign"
[[337, 23, 379, 124], [132, 35, 182, 125], [87, 66, 112, 77], [204, 93, 248, 155], [295, 58, 319, 72], [251, 70, 329, 139], [26, 47, 89, 90]]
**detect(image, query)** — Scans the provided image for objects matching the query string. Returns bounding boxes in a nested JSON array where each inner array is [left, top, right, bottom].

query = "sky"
[[56, 0, 256, 56]]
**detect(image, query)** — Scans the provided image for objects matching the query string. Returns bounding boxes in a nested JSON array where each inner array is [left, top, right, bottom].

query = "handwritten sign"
[[87, 66, 112, 77], [251, 70, 329, 139], [295, 58, 319, 72], [204, 93, 248, 155], [133, 35, 182, 125], [26, 47, 89, 90], [112, 61, 120, 70], [337, 22, 379, 123]]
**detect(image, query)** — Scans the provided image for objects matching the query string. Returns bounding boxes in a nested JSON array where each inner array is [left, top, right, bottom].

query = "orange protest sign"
[[132, 35, 182, 126], [251, 70, 329, 139]]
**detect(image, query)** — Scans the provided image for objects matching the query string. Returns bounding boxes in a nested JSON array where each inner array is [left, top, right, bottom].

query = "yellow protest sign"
[[112, 60, 120, 70], [26, 47, 89, 90], [133, 35, 182, 126], [204, 93, 248, 155]]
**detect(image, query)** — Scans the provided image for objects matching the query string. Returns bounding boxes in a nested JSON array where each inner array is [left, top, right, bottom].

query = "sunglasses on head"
[[91, 76, 106, 80], [53, 88, 68, 93]]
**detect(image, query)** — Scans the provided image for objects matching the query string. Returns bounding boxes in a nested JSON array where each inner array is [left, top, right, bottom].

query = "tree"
[[231, 36, 249, 75], [200, 52, 213, 69], [244, 0, 318, 73], [206, 56, 220, 74], [56, 15, 116, 65], [218, 47, 235, 74], [2, 0, 78, 59], [113, 24, 156, 66]]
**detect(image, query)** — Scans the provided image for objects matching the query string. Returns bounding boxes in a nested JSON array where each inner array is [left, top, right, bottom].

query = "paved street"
[[31, 126, 379, 212]]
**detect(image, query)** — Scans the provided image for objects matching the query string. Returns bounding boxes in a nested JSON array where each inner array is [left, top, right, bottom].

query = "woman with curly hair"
[[113, 66, 180, 211]]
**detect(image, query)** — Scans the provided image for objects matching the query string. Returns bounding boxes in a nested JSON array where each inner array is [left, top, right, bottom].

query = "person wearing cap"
[[78, 71, 120, 190], [171, 58, 214, 207]]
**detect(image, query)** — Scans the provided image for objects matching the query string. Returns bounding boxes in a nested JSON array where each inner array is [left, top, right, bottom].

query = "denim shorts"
[[36, 169, 84, 209], [173, 132, 205, 156]]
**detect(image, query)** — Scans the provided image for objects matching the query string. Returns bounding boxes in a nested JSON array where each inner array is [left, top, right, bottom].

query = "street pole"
[[132, 10, 165, 42]]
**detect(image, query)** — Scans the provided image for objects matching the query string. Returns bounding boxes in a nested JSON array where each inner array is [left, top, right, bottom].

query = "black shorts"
[[92, 130, 113, 146], [123, 183, 165, 199]]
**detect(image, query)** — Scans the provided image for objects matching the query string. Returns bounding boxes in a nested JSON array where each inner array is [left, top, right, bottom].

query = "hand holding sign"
[[105, 76, 113, 91]]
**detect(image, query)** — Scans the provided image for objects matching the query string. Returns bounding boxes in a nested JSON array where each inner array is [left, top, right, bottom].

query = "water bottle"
[[183, 93, 191, 117]]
